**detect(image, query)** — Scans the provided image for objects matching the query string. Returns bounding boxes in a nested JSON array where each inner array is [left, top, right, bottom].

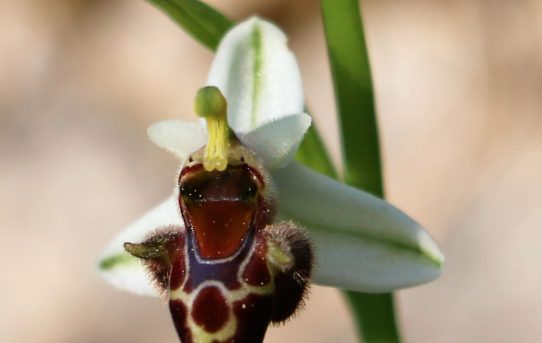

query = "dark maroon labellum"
[[125, 153, 313, 343]]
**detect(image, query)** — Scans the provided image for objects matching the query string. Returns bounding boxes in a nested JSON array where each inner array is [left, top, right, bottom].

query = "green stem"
[[345, 293, 401, 343], [320, 0, 401, 342]]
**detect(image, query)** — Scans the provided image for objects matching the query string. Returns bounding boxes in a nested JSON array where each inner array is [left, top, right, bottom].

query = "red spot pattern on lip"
[[191, 286, 230, 333]]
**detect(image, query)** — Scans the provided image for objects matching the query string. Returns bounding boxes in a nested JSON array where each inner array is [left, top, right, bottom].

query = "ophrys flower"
[[98, 17, 444, 343]]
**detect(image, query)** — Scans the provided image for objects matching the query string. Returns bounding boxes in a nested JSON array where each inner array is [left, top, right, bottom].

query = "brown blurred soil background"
[[1, 0, 542, 342]]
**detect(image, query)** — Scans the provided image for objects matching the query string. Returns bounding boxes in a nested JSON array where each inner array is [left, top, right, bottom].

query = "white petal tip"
[[147, 120, 207, 159], [418, 230, 445, 268], [309, 226, 444, 293]]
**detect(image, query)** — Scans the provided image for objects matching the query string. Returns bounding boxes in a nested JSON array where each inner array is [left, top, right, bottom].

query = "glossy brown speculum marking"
[[179, 164, 262, 259]]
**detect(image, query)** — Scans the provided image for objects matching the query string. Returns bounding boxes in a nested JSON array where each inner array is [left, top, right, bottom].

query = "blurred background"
[[1, 0, 542, 342]]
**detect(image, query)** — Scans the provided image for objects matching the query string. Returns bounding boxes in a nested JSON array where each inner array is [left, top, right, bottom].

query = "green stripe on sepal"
[[250, 23, 263, 128], [273, 162, 443, 293], [207, 18, 305, 133], [98, 197, 181, 296], [98, 252, 138, 271]]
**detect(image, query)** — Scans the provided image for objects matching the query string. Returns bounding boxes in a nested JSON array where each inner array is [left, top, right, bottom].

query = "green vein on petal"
[[273, 162, 443, 292], [207, 18, 304, 133], [251, 22, 263, 128], [293, 221, 443, 268]]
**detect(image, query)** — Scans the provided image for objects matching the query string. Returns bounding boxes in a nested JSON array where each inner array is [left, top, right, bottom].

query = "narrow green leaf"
[[320, 0, 382, 195], [320, 0, 401, 342], [147, 0, 233, 50]]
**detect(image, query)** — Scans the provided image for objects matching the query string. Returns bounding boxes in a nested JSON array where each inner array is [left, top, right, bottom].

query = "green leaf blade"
[[148, 0, 233, 50], [320, 0, 382, 195], [320, 0, 402, 342]]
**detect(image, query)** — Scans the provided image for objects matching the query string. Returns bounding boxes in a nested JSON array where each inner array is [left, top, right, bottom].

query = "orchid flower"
[[99, 16, 443, 306]]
